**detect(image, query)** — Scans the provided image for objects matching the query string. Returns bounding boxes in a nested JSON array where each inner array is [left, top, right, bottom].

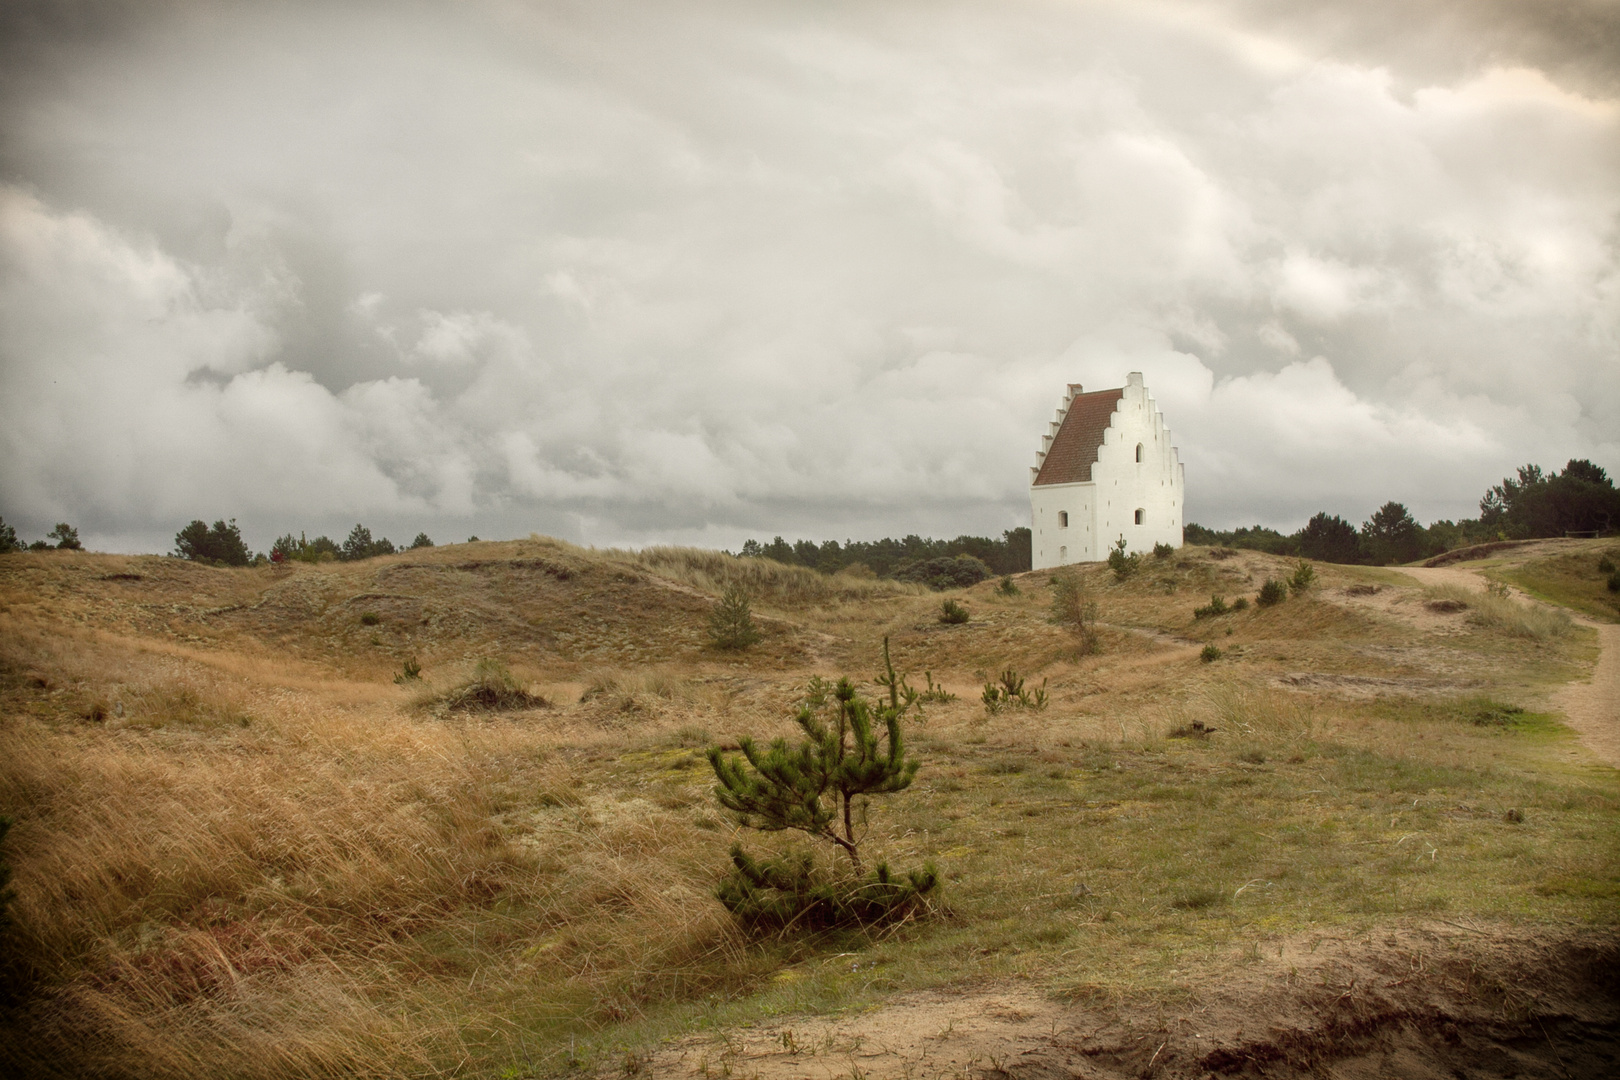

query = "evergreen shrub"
[[1193, 595, 1228, 619], [1257, 579, 1288, 607], [981, 668, 1047, 715], [1106, 536, 1141, 580], [174, 519, 251, 565], [47, 524, 82, 550], [939, 599, 969, 624], [1200, 645, 1222, 663], [708, 586, 762, 649], [1289, 560, 1316, 594], [1152, 541, 1174, 559], [707, 668, 936, 929]]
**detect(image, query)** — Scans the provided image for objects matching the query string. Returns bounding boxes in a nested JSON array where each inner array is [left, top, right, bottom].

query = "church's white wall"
[[1029, 372, 1184, 570], [1031, 482, 1096, 568]]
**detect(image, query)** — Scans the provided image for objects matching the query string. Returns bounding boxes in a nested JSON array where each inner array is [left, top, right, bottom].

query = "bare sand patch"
[[626, 922, 1617, 1079]]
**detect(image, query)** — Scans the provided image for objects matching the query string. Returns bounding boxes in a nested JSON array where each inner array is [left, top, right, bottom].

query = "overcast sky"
[[1, 0, 1616, 554]]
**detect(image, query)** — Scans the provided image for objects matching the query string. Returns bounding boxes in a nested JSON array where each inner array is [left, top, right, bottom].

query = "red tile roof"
[[1032, 387, 1124, 486]]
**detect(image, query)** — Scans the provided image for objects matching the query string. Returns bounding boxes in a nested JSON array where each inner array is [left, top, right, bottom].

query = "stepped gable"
[[1032, 386, 1125, 486]]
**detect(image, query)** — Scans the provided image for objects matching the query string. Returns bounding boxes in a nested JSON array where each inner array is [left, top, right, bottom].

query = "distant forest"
[[5, 460, 1611, 575], [1186, 459, 1619, 565], [733, 530, 1032, 588]]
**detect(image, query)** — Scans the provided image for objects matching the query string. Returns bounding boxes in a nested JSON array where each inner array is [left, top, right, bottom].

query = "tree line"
[[734, 529, 1032, 589], [0, 520, 81, 553], [1187, 459, 1619, 565], [169, 520, 441, 566]]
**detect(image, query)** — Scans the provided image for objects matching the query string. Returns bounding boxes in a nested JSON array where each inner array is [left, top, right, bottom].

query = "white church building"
[[1029, 372, 1185, 569]]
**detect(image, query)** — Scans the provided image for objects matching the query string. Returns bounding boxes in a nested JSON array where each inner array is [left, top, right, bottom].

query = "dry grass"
[[615, 544, 926, 608], [1424, 582, 1575, 639], [0, 540, 1615, 1078]]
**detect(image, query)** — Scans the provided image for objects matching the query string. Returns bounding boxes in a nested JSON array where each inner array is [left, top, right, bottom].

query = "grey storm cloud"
[[1, 0, 1616, 553]]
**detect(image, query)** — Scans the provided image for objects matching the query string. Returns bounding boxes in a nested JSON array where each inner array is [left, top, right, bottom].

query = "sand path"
[[1399, 564, 1619, 769]]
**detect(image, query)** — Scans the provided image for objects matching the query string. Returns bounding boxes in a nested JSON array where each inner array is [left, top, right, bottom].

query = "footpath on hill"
[[1399, 563, 1620, 770]]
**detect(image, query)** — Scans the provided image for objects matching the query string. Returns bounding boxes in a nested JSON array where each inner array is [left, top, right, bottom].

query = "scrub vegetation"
[[0, 536, 1615, 1078]]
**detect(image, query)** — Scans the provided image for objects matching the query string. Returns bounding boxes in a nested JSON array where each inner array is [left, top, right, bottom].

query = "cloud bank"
[[1, 0, 1615, 552]]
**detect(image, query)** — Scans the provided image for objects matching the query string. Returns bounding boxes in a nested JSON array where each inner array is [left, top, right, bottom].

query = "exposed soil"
[[628, 922, 1617, 1079]]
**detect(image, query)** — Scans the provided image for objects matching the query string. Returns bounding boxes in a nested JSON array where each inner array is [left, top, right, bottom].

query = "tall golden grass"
[[1424, 582, 1574, 639], [616, 545, 925, 606], [0, 623, 764, 1078]]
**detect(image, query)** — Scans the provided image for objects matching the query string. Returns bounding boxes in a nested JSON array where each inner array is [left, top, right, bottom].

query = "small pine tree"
[[409, 532, 435, 549], [1289, 560, 1316, 595], [708, 585, 762, 650], [1106, 536, 1140, 580], [708, 676, 918, 872], [1257, 578, 1288, 607], [0, 517, 19, 554]]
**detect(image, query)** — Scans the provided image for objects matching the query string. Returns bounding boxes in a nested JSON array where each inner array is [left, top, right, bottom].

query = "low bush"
[[1152, 541, 1174, 559], [435, 658, 548, 712], [360, 612, 380, 626], [1106, 536, 1141, 580], [708, 586, 762, 650], [1193, 595, 1228, 619], [394, 657, 422, 684], [981, 668, 1047, 715], [1200, 644, 1222, 663], [1610, 571, 1620, 593], [894, 554, 992, 591], [918, 671, 956, 704], [1256, 579, 1288, 607], [1231, 597, 1250, 611], [1289, 560, 1316, 594], [1049, 569, 1100, 655], [714, 846, 938, 933], [1597, 554, 1615, 574], [939, 598, 969, 624], [996, 576, 1020, 596]]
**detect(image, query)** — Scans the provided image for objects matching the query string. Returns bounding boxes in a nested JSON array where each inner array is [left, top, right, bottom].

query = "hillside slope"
[[0, 538, 1614, 1079]]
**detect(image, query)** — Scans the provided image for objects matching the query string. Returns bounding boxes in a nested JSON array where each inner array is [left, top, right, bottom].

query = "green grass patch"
[[1502, 547, 1620, 623]]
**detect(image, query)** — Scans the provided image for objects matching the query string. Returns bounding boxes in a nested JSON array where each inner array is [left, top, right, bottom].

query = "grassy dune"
[[0, 539, 1615, 1077]]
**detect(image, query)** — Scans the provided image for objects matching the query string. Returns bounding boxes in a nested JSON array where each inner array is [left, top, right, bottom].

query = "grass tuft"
[[1424, 583, 1574, 639]]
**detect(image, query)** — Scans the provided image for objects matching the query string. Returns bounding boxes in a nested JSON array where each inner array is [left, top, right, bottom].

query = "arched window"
[[1134, 508, 1145, 525], [1058, 511, 1069, 528], [1135, 443, 1144, 462], [1059, 545, 1067, 562]]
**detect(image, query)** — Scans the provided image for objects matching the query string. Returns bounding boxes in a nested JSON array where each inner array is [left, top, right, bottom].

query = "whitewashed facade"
[[1029, 373, 1184, 569]]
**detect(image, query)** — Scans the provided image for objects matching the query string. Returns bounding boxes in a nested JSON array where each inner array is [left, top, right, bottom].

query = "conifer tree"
[[707, 585, 762, 650], [708, 674, 917, 872]]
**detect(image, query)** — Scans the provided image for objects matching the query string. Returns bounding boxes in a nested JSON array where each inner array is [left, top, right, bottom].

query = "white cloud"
[[0, 0, 1616, 550]]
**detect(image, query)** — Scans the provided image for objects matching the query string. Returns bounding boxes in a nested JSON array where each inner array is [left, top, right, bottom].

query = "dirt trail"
[[629, 923, 1617, 1079], [1399, 565, 1620, 769]]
